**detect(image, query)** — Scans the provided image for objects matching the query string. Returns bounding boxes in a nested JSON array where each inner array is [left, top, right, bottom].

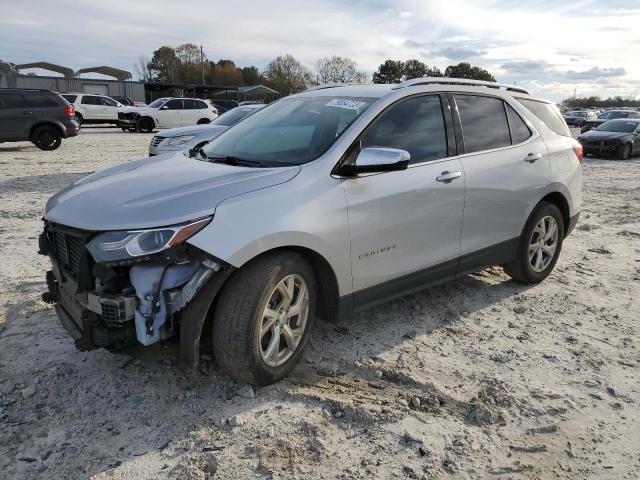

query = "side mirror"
[[341, 147, 410, 176]]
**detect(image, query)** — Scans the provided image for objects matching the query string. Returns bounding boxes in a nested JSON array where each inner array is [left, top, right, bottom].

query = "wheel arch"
[[29, 121, 63, 139], [538, 191, 570, 237]]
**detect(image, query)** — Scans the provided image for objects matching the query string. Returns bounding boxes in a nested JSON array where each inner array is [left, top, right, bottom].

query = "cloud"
[[501, 60, 552, 74], [562, 66, 626, 80], [433, 46, 487, 60]]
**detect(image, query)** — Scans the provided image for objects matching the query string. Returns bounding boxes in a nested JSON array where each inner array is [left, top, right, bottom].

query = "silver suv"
[[40, 78, 583, 385]]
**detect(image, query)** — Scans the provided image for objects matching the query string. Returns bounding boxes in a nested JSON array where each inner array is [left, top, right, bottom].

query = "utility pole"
[[201, 45, 205, 86]]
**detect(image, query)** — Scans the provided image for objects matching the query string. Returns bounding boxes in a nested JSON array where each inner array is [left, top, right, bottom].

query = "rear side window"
[[455, 95, 510, 153], [81, 96, 102, 105], [61, 94, 77, 103], [505, 104, 531, 144], [515, 98, 571, 137], [195, 100, 208, 109], [362, 95, 447, 164], [101, 97, 117, 106], [0, 93, 26, 109], [25, 93, 60, 108]]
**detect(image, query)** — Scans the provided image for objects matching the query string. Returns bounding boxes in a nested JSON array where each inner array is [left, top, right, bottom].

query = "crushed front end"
[[38, 218, 231, 363]]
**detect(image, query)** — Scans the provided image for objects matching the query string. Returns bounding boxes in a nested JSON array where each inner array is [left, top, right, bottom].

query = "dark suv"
[[0, 89, 79, 150]]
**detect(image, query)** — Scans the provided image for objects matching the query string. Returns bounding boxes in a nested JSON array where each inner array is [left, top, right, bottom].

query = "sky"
[[1, 0, 638, 102]]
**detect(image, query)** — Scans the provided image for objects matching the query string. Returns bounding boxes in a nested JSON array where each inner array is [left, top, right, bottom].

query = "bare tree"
[[263, 55, 313, 96], [134, 55, 154, 81], [316, 56, 366, 84]]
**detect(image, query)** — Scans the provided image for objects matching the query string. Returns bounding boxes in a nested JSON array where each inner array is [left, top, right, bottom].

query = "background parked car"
[[148, 103, 265, 156], [581, 110, 640, 132], [118, 97, 218, 133], [60, 93, 123, 126], [112, 96, 134, 106], [0, 89, 79, 150], [563, 110, 598, 126], [210, 99, 239, 113], [578, 119, 640, 159]]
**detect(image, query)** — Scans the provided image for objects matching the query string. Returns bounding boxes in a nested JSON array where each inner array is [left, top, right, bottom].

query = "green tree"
[[240, 66, 261, 85], [148, 46, 179, 82], [373, 60, 404, 84], [263, 55, 312, 96], [444, 62, 495, 81]]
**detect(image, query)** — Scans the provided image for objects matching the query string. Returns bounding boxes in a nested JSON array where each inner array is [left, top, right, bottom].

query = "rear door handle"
[[524, 152, 543, 163], [436, 171, 462, 183]]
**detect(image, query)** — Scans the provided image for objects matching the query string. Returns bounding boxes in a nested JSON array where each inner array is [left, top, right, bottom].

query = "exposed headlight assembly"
[[166, 135, 196, 146], [87, 217, 211, 263]]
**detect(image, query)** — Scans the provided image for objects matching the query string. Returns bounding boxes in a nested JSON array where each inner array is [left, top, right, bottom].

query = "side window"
[[165, 99, 183, 110], [361, 95, 447, 164], [25, 94, 59, 108], [455, 95, 511, 153], [516, 98, 571, 137], [81, 96, 101, 105], [101, 97, 117, 107], [182, 99, 196, 109], [61, 94, 77, 103], [195, 100, 208, 110], [505, 103, 531, 144], [0, 93, 26, 109]]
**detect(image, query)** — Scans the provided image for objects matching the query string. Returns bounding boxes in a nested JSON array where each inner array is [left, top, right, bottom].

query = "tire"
[[31, 125, 62, 151], [616, 143, 631, 160], [212, 251, 317, 385], [197, 118, 211, 125], [74, 114, 83, 126], [120, 127, 127, 132], [503, 202, 564, 284], [136, 117, 154, 133]]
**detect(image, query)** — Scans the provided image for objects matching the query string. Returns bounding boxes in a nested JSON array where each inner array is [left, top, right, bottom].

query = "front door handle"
[[436, 171, 462, 183], [524, 152, 543, 163]]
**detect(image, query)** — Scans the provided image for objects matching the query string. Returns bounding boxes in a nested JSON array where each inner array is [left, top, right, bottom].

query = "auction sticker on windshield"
[[325, 99, 368, 111]]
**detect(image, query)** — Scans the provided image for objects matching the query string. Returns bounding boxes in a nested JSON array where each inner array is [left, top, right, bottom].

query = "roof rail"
[[392, 77, 531, 95], [303, 82, 354, 92]]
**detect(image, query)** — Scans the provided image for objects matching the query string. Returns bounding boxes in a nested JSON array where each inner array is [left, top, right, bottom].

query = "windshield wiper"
[[207, 155, 264, 167]]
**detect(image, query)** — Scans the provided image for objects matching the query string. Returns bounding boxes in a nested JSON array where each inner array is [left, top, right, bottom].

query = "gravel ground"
[[0, 126, 639, 479]]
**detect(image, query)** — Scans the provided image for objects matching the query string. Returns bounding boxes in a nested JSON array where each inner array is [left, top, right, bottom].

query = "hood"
[[158, 124, 229, 138], [580, 130, 633, 141], [45, 154, 300, 231]]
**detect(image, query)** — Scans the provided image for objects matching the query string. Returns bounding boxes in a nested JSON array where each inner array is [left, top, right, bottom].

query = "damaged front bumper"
[[39, 221, 233, 368]]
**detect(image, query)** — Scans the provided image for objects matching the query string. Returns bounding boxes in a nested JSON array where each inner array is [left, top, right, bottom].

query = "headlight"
[[87, 217, 211, 263], [166, 135, 195, 146]]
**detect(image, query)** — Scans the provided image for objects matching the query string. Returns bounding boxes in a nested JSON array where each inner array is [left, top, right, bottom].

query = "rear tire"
[[31, 125, 62, 151], [212, 251, 316, 385], [503, 202, 564, 284], [136, 117, 154, 133], [617, 143, 631, 160]]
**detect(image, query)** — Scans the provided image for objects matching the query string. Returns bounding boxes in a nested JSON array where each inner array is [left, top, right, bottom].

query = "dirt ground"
[[0, 126, 639, 479]]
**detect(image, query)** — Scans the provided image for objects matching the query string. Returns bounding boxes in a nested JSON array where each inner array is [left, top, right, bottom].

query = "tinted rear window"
[[81, 96, 102, 105], [516, 98, 571, 137], [25, 93, 60, 108], [61, 94, 77, 103], [0, 93, 26, 109], [455, 95, 511, 153]]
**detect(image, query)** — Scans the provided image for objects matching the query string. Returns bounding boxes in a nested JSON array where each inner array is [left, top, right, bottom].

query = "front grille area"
[[47, 226, 92, 278], [58, 283, 85, 325], [150, 136, 165, 147], [119, 111, 139, 121]]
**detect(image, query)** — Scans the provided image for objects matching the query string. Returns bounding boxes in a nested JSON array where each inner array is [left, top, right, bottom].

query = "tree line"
[[562, 96, 640, 108], [135, 43, 496, 96]]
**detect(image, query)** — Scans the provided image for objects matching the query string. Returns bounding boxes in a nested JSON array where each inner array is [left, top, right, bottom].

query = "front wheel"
[[197, 118, 210, 125], [212, 252, 316, 385], [617, 143, 631, 160], [503, 202, 564, 284], [136, 117, 154, 133]]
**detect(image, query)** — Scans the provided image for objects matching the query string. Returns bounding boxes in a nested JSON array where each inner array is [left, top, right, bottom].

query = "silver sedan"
[[148, 104, 265, 156]]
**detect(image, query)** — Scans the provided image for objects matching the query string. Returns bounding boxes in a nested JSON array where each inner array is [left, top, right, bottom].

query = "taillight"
[[572, 142, 584, 163], [64, 106, 74, 117]]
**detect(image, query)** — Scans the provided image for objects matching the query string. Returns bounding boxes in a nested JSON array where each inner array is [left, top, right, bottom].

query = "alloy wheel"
[[528, 215, 558, 272], [259, 274, 309, 367]]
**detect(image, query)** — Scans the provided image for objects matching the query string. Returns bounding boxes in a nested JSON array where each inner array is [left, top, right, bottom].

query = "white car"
[[117, 97, 218, 133], [60, 93, 124, 126]]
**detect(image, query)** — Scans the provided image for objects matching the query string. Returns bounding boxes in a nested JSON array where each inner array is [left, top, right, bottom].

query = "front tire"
[[31, 125, 62, 151], [503, 202, 564, 284], [197, 118, 211, 125], [212, 251, 316, 385], [136, 117, 154, 133], [617, 143, 631, 160]]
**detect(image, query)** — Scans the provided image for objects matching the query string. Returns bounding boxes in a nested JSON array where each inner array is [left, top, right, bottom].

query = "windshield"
[[148, 98, 169, 108], [201, 96, 375, 166], [211, 106, 263, 127], [595, 120, 639, 133]]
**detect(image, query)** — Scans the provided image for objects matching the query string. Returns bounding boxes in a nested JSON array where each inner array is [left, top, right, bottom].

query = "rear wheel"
[[136, 117, 154, 133], [212, 251, 316, 385], [503, 202, 564, 284], [31, 125, 62, 151], [617, 143, 632, 160], [197, 118, 210, 125]]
